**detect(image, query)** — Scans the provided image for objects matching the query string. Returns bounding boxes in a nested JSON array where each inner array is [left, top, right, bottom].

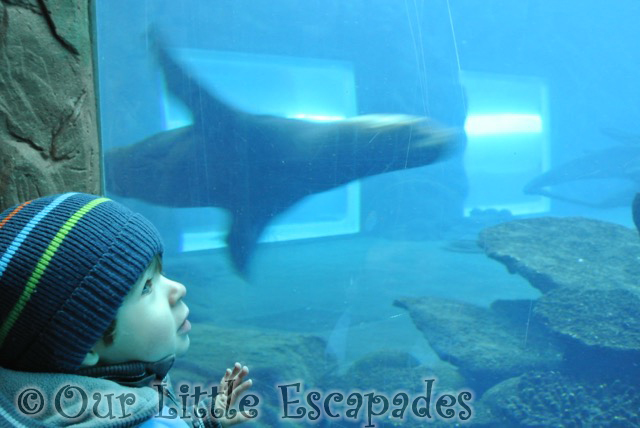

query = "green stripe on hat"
[[0, 197, 110, 346]]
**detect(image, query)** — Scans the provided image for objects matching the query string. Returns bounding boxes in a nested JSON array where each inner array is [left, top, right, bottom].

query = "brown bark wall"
[[0, 0, 100, 212]]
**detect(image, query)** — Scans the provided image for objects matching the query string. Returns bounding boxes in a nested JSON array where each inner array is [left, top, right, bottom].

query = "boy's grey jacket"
[[0, 366, 159, 427]]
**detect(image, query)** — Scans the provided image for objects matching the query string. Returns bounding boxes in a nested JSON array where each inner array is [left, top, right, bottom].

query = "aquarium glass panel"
[[91, 1, 640, 426]]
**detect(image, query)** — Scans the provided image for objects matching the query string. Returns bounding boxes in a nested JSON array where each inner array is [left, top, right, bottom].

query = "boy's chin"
[[176, 335, 190, 357]]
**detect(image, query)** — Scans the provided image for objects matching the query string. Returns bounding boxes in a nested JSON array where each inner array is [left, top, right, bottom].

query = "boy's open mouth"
[[178, 311, 191, 334]]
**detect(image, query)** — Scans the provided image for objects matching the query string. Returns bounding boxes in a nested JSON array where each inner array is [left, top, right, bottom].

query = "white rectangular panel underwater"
[[159, 49, 361, 252], [461, 72, 550, 216]]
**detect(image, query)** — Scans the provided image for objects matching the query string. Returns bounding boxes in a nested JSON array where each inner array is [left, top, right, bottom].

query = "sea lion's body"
[[105, 43, 462, 275]]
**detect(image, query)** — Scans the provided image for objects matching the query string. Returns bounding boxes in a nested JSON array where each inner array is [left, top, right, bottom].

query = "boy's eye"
[[141, 278, 153, 295]]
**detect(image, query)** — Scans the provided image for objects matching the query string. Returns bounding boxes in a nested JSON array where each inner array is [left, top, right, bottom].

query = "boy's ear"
[[81, 350, 100, 367]]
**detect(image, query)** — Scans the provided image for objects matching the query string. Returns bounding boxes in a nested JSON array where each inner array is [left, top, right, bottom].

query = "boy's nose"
[[168, 279, 187, 305]]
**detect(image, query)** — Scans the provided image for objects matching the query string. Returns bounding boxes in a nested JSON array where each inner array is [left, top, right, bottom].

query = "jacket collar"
[[75, 354, 175, 387]]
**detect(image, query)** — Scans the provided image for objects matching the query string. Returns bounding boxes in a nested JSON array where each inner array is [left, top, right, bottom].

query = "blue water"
[[96, 1, 640, 426]]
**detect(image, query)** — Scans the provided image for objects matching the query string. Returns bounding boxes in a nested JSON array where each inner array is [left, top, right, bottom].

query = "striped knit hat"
[[0, 193, 163, 373]]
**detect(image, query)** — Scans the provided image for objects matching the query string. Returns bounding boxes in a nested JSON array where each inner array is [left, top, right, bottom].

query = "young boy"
[[0, 192, 253, 427]]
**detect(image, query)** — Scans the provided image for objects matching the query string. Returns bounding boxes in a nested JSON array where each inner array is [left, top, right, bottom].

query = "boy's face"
[[93, 257, 191, 364]]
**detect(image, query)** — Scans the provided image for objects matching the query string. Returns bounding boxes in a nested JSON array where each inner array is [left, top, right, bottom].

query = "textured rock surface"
[[171, 323, 337, 428], [479, 217, 640, 354], [478, 217, 640, 293], [394, 297, 562, 392], [0, 0, 100, 211], [477, 371, 640, 427], [535, 286, 640, 352], [348, 350, 466, 394], [342, 351, 470, 427], [172, 322, 336, 389]]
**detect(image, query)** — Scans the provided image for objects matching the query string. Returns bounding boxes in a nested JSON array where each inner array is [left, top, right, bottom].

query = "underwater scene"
[[95, 1, 640, 427]]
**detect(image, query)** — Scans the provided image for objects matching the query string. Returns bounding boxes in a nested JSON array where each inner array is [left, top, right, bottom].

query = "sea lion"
[[105, 42, 462, 276]]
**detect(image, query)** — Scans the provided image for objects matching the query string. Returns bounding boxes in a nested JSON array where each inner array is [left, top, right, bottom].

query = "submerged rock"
[[173, 323, 336, 386], [336, 351, 471, 428], [394, 297, 562, 392], [171, 323, 337, 428], [348, 350, 466, 394], [535, 286, 640, 353], [478, 371, 640, 427], [478, 217, 640, 293], [479, 217, 640, 355]]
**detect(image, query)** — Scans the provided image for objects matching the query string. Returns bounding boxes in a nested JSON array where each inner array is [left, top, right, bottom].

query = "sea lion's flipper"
[[226, 209, 274, 276]]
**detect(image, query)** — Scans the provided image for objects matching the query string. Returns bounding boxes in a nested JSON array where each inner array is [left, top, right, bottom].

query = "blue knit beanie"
[[0, 192, 163, 373]]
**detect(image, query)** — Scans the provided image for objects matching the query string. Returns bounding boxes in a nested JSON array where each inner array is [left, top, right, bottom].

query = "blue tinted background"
[[94, 1, 640, 421]]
